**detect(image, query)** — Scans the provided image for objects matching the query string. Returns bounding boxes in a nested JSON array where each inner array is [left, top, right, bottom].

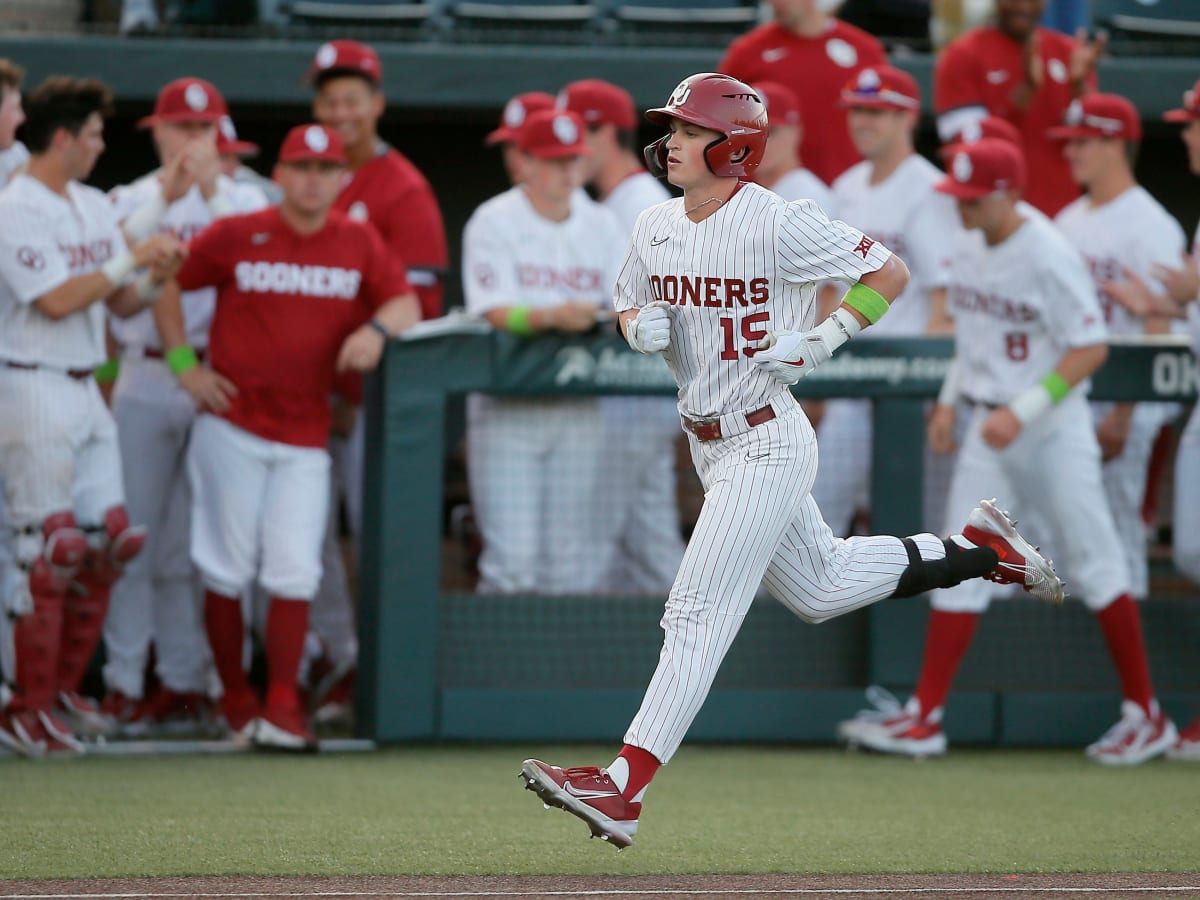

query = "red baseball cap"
[[216, 115, 259, 158], [1048, 94, 1141, 141], [754, 81, 802, 127], [485, 91, 556, 146], [277, 124, 346, 165], [306, 40, 382, 87], [517, 110, 590, 159], [945, 115, 1021, 149], [138, 78, 228, 128], [935, 138, 1026, 199], [838, 65, 920, 111], [1164, 80, 1200, 123], [557, 79, 636, 130]]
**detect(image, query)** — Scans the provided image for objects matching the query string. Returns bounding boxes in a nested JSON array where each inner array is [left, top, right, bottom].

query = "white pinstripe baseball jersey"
[[1055, 186, 1186, 339], [108, 174, 268, 351], [831, 154, 958, 337], [613, 181, 892, 419], [948, 212, 1107, 406], [0, 173, 126, 369]]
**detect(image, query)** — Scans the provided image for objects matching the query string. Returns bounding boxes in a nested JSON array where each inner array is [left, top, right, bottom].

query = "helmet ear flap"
[[702, 134, 729, 177], [643, 135, 669, 179]]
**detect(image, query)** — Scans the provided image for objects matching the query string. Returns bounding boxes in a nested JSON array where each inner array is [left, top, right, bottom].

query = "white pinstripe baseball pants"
[[624, 397, 944, 763]]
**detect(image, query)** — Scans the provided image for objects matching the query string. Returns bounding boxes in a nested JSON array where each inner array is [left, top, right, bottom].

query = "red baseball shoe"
[[962, 498, 1065, 605], [519, 759, 640, 849], [852, 698, 948, 759], [1087, 700, 1177, 766]]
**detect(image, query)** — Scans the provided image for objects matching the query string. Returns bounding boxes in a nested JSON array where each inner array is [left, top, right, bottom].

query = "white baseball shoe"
[[962, 499, 1065, 605], [1087, 700, 1177, 766], [837, 686, 904, 745], [852, 698, 948, 759]]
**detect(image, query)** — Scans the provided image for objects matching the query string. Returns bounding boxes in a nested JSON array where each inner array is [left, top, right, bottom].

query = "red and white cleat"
[[962, 498, 1065, 605], [1087, 700, 1177, 766], [255, 704, 317, 752], [1166, 716, 1200, 762], [58, 690, 117, 739], [519, 760, 640, 849], [852, 699, 948, 759], [837, 686, 904, 746]]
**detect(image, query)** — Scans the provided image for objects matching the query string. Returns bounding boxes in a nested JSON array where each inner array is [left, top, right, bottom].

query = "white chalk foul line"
[[4, 887, 1200, 898]]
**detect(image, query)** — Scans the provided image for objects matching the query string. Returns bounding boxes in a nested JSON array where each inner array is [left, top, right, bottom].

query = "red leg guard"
[[13, 580, 65, 712], [57, 558, 113, 695], [103, 505, 146, 566], [38, 511, 88, 585]]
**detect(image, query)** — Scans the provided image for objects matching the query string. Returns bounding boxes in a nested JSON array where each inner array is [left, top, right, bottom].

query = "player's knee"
[[18, 511, 89, 597], [891, 539, 999, 599]]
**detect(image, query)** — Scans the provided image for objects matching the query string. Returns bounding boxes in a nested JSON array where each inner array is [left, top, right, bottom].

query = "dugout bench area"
[[356, 333, 1200, 745]]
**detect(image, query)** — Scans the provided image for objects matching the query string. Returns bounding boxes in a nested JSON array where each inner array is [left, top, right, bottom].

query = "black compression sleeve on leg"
[[890, 538, 1000, 599]]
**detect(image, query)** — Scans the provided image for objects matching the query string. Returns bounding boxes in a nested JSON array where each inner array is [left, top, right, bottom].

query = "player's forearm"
[[33, 271, 118, 320], [373, 293, 421, 336], [1056, 343, 1109, 386], [618, 308, 640, 342], [151, 281, 188, 349], [857, 254, 909, 312], [926, 288, 954, 335], [1007, 344, 1107, 427]]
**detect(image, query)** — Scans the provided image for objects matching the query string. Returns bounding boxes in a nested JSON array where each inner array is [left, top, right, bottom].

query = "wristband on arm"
[[505, 305, 535, 337], [94, 359, 120, 385], [1009, 371, 1071, 426], [166, 345, 199, 378], [843, 283, 890, 325], [813, 307, 863, 354], [100, 251, 136, 287]]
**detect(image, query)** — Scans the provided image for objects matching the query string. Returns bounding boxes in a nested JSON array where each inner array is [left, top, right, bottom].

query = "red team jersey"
[[176, 207, 411, 448], [333, 142, 446, 320], [719, 19, 886, 185], [935, 27, 1096, 217]]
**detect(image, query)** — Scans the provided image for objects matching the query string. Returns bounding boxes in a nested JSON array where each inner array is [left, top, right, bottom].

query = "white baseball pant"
[[187, 415, 330, 601], [597, 396, 687, 594], [624, 396, 947, 764], [467, 395, 612, 594], [102, 359, 210, 698], [1173, 403, 1200, 585], [932, 394, 1131, 614]]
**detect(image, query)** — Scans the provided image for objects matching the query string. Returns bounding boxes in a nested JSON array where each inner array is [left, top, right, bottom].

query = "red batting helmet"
[[644, 72, 768, 179]]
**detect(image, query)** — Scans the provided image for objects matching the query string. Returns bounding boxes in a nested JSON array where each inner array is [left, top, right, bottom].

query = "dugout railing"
[[357, 331, 1199, 745]]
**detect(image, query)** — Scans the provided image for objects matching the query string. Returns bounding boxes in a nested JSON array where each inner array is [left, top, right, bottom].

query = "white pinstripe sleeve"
[[0, 200, 70, 304], [613, 216, 653, 314], [777, 198, 893, 285]]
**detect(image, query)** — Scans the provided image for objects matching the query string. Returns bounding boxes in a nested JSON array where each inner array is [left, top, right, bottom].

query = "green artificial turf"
[[3, 745, 1198, 878]]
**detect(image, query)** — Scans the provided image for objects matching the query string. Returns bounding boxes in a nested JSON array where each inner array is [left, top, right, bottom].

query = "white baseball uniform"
[[1172, 225, 1200, 586], [463, 185, 625, 594], [613, 182, 956, 764], [0, 141, 28, 185], [597, 170, 687, 594], [1054, 185, 1186, 599], [767, 166, 834, 212], [0, 144, 28, 616], [934, 212, 1132, 614], [0, 174, 129, 544], [101, 174, 268, 700], [813, 154, 960, 537]]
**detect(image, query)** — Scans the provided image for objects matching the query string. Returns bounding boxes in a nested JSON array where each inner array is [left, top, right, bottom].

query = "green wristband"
[[844, 283, 890, 325], [505, 305, 535, 337], [93, 359, 120, 385], [166, 345, 199, 378], [1040, 371, 1071, 403]]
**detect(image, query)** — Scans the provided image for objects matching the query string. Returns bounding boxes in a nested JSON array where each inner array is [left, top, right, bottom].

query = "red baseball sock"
[[618, 744, 661, 802], [265, 597, 310, 711], [1095, 594, 1155, 713], [913, 610, 980, 718], [204, 590, 251, 701]]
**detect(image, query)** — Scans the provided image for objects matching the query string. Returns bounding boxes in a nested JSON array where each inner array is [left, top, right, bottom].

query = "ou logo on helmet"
[[669, 83, 692, 108]]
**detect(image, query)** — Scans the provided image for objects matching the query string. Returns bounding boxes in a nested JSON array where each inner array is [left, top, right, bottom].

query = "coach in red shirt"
[[159, 124, 419, 750], [719, 0, 885, 185], [934, 0, 1104, 217]]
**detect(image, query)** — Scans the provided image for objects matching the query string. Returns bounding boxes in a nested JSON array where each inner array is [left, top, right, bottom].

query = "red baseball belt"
[[681, 404, 776, 442], [2, 359, 94, 381]]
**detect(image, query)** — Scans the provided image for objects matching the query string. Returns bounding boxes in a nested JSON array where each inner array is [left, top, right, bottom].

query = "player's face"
[[153, 119, 217, 164], [0, 86, 25, 152], [664, 118, 724, 189], [524, 154, 585, 204], [846, 107, 910, 160], [63, 112, 106, 181], [759, 121, 800, 177], [1061, 136, 1115, 189], [995, 0, 1044, 41], [768, 0, 816, 27], [1182, 120, 1200, 176], [954, 192, 1009, 232], [580, 123, 612, 183], [313, 76, 384, 154], [277, 160, 344, 215]]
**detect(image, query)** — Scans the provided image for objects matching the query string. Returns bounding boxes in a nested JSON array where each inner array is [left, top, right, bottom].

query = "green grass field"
[[3, 745, 1198, 879]]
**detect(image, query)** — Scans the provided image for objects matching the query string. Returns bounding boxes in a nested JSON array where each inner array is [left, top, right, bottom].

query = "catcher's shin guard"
[[58, 506, 144, 694], [890, 538, 1000, 599], [13, 577, 66, 712]]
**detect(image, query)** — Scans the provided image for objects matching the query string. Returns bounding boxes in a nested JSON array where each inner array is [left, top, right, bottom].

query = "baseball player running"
[[813, 65, 960, 539], [157, 124, 420, 750], [1051, 93, 1186, 603], [0, 77, 183, 755], [847, 138, 1176, 765], [559, 78, 686, 594], [519, 74, 1063, 848], [463, 109, 626, 594], [99, 78, 268, 733]]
